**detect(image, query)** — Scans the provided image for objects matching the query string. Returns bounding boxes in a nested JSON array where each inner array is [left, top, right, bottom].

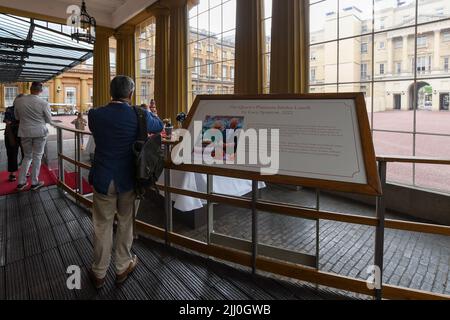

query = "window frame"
[[4, 86, 18, 107], [64, 87, 77, 106]]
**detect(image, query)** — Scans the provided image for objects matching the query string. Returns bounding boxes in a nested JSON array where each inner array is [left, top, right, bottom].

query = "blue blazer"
[[88, 102, 164, 195]]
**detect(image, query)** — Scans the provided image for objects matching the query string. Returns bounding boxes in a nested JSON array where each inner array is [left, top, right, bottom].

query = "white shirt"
[[14, 94, 52, 138]]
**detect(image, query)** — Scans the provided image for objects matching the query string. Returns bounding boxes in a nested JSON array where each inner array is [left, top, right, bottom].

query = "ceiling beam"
[[0, 65, 63, 72], [0, 37, 92, 53], [21, 61, 69, 67], [18, 70, 56, 75], [0, 58, 25, 64], [0, 49, 83, 61]]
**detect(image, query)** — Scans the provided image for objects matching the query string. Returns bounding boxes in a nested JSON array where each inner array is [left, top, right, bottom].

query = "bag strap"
[[132, 106, 148, 141]]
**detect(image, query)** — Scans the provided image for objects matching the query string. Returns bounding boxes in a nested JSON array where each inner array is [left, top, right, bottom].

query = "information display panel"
[[175, 94, 381, 196]]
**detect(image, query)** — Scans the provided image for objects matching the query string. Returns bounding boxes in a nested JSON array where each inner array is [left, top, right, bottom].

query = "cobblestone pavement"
[[139, 184, 450, 296]]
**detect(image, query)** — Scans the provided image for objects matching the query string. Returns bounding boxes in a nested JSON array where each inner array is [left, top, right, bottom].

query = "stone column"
[[115, 24, 136, 79], [402, 35, 408, 73], [164, 0, 188, 122], [434, 30, 440, 72], [93, 26, 113, 107], [19, 82, 30, 95], [80, 77, 89, 113], [387, 38, 393, 75], [148, 4, 170, 119], [54, 77, 64, 104], [0, 84, 4, 111]]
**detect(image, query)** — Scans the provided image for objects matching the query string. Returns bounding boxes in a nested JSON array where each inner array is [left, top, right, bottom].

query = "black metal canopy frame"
[[0, 13, 93, 83]]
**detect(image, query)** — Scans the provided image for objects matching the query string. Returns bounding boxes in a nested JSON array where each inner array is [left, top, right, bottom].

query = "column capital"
[[160, 0, 191, 9], [115, 24, 136, 39], [146, 3, 170, 17], [96, 26, 115, 38]]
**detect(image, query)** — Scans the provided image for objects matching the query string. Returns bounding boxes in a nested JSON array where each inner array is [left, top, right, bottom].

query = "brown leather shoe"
[[88, 269, 106, 289], [116, 255, 138, 284]]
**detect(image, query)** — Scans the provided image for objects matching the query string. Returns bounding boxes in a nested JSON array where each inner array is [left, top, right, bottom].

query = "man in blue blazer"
[[88, 75, 163, 288]]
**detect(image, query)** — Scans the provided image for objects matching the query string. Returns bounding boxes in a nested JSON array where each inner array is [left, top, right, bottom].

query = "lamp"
[[56, 86, 62, 94], [71, 1, 96, 44]]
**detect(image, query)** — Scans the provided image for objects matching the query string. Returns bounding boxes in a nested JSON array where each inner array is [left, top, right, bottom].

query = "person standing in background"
[[14, 82, 52, 191], [3, 94, 25, 182], [71, 112, 88, 150], [149, 99, 158, 116]]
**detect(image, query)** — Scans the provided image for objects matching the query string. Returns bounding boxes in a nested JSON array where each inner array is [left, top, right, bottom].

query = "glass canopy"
[[0, 14, 93, 83]]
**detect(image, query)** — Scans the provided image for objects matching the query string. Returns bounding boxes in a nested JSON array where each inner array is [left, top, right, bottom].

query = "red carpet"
[[64, 171, 93, 195], [0, 165, 58, 196]]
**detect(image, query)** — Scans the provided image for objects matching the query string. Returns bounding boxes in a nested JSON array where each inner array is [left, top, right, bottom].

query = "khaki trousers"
[[92, 181, 135, 278], [18, 136, 47, 185]]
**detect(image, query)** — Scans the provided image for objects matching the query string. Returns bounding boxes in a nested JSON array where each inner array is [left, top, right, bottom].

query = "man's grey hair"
[[110, 75, 135, 101]]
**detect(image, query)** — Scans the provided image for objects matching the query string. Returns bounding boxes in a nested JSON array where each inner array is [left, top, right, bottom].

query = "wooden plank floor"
[[0, 185, 355, 300]]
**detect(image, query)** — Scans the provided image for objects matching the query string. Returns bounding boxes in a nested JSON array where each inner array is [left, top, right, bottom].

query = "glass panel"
[[415, 135, 450, 193], [371, 81, 414, 131], [197, 0, 209, 15], [188, 0, 236, 103], [339, 0, 373, 38], [210, 0, 222, 9], [222, 0, 236, 32], [209, 5, 222, 37], [197, 11, 209, 38], [417, 21, 450, 79], [188, 15, 199, 43], [339, 35, 372, 83], [418, 0, 450, 24], [263, 53, 270, 90], [310, 0, 338, 45], [416, 78, 450, 134], [310, 41, 338, 84], [263, 18, 272, 54], [309, 84, 339, 94], [263, 0, 272, 19], [135, 17, 155, 106], [374, 0, 417, 32], [373, 131, 414, 185]]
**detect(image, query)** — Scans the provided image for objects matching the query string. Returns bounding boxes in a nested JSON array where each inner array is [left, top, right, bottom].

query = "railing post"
[[57, 128, 64, 183], [315, 189, 320, 270], [75, 132, 82, 196], [206, 174, 214, 244], [164, 143, 172, 245], [251, 180, 258, 275], [374, 160, 387, 300]]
